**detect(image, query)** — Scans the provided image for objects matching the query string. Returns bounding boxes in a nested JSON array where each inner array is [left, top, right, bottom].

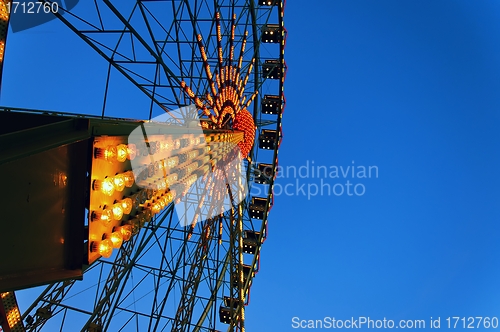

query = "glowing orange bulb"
[[92, 209, 112, 224], [92, 239, 113, 258], [95, 146, 117, 162], [99, 177, 115, 196], [162, 195, 172, 206], [113, 174, 126, 191], [116, 225, 132, 241], [108, 231, 123, 249], [112, 203, 124, 220], [151, 201, 162, 214], [104, 146, 117, 161], [123, 171, 135, 187], [116, 144, 128, 162], [101, 209, 113, 223], [121, 198, 133, 214]]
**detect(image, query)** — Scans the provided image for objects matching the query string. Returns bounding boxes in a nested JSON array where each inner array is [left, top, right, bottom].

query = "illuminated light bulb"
[[103, 146, 117, 161], [113, 174, 126, 192], [93, 177, 115, 196], [173, 139, 181, 150], [123, 171, 135, 187], [116, 144, 128, 162], [151, 201, 162, 214], [159, 197, 166, 209], [166, 156, 178, 169], [115, 225, 132, 241], [157, 160, 166, 172], [190, 137, 200, 146], [161, 195, 171, 206], [127, 143, 137, 160], [157, 179, 167, 191], [112, 203, 124, 220], [121, 198, 133, 214], [95, 146, 117, 162], [108, 231, 123, 249], [163, 140, 174, 151], [91, 239, 113, 258], [189, 150, 199, 159], [91, 209, 113, 224]]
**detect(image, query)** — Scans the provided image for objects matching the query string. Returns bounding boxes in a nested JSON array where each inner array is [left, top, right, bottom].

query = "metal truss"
[[6, 0, 286, 330]]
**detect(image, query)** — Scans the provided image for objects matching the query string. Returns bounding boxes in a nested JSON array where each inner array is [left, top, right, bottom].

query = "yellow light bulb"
[[104, 146, 117, 161], [102, 209, 113, 223], [123, 171, 135, 187], [108, 231, 123, 249], [160, 162, 168, 175], [151, 202, 162, 214], [121, 198, 133, 214], [174, 139, 181, 149], [113, 174, 126, 191], [159, 198, 166, 209], [116, 225, 132, 241], [94, 239, 113, 258], [96, 177, 115, 196], [92, 209, 112, 224], [116, 144, 128, 162], [95, 145, 117, 162], [112, 203, 124, 220], [157, 179, 167, 191]]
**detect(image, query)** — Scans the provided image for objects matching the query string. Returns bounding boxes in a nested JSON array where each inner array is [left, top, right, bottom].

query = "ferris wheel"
[[0, 0, 286, 331]]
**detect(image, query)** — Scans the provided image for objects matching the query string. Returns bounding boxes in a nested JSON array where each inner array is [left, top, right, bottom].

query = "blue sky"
[[245, 1, 500, 330], [2, 0, 500, 331]]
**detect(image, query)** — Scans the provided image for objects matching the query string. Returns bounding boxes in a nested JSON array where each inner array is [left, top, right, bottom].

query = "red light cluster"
[[233, 109, 255, 157]]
